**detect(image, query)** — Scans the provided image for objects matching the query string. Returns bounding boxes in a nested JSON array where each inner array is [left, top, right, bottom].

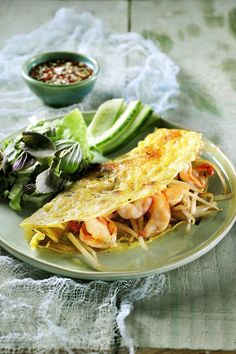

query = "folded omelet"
[[21, 128, 204, 257]]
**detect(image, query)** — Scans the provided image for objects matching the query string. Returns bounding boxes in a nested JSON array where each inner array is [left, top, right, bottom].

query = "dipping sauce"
[[29, 59, 93, 85]]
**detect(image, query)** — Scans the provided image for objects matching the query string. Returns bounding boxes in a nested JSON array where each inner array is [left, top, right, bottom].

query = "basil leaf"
[[17, 161, 39, 176], [59, 142, 83, 174], [22, 131, 56, 159], [35, 168, 65, 194], [35, 168, 55, 194], [12, 152, 35, 173]]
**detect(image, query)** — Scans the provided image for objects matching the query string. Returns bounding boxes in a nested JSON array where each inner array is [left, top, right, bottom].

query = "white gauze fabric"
[[0, 8, 179, 353]]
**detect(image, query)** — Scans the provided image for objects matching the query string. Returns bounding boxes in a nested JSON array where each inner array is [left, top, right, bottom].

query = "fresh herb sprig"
[[0, 109, 92, 211]]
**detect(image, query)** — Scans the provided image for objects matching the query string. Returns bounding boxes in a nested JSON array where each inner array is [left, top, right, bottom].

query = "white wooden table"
[[0, 1, 235, 352]]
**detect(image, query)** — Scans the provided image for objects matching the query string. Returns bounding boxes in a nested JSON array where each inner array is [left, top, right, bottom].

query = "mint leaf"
[[58, 142, 83, 174], [55, 139, 75, 152]]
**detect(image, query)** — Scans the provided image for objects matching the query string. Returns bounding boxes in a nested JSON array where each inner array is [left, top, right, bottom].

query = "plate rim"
[[0, 114, 236, 280]]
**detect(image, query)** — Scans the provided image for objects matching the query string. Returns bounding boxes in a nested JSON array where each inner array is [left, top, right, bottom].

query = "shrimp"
[[79, 217, 117, 249], [163, 184, 189, 206], [194, 163, 214, 177], [117, 197, 152, 219], [142, 192, 171, 238], [179, 163, 206, 189]]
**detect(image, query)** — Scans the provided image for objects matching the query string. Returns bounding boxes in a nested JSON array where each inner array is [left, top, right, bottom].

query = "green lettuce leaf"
[[8, 176, 29, 211]]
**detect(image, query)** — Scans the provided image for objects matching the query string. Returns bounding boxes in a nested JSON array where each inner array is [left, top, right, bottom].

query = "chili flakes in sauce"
[[29, 59, 93, 85]]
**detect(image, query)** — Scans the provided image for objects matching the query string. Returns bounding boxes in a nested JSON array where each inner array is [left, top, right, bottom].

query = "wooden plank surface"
[[0, 0, 128, 49], [127, 0, 236, 350], [135, 350, 236, 354], [136, 350, 236, 354]]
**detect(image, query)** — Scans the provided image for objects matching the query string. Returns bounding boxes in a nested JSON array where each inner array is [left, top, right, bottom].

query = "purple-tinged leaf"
[[12, 152, 35, 173]]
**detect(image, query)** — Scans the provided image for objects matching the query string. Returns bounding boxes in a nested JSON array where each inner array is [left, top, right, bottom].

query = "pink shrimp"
[[179, 163, 206, 189], [163, 184, 189, 206], [117, 197, 152, 219], [79, 217, 117, 249], [142, 192, 171, 238]]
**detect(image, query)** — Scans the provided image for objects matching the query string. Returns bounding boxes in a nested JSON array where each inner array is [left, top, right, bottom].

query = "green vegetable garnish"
[[0, 109, 92, 211], [87, 99, 155, 155], [0, 100, 156, 212]]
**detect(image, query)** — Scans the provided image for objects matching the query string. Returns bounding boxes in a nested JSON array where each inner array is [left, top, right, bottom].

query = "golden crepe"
[[21, 128, 218, 268]]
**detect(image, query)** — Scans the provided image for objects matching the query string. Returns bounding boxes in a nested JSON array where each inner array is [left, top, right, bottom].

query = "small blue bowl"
[[22, 51, 99, 107]]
